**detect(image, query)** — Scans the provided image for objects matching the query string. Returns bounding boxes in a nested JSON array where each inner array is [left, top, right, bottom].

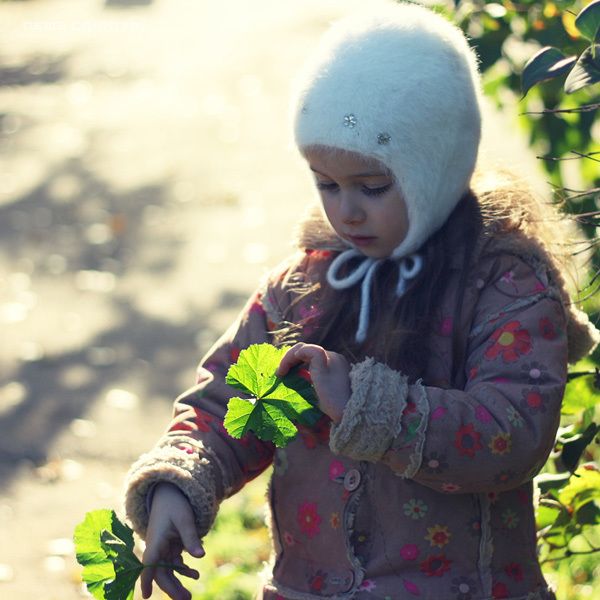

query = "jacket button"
[[343, 469, 361, 491]]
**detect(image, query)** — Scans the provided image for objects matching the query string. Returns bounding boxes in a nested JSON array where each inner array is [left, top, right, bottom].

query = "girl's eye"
[[362, 184, 392, 197], [316, 182, 339, 192]]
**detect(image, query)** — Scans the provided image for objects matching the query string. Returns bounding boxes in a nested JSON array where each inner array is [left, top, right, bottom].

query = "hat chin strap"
[[326, 248, 423, 343]]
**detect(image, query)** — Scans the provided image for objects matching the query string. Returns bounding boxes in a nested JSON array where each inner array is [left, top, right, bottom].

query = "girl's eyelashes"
[[316, 181, 339, 192], [362, 183, 392, 197], [315, 181, 392, 196]]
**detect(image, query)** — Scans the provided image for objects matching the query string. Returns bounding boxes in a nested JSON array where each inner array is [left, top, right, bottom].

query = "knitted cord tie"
[[326, 249, 423, 343]]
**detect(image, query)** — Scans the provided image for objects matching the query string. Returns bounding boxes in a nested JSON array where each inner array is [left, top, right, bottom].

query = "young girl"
[[124, 3, 599, 599]]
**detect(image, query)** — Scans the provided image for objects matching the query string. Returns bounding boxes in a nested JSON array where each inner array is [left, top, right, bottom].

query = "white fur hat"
[[293, 2, 483, 258]]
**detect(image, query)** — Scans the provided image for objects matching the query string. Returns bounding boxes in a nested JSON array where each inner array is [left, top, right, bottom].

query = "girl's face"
[[304, 147, 409, 259]]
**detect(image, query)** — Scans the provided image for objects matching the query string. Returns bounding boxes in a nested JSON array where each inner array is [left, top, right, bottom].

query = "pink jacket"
[[125, 210, 597, 600]]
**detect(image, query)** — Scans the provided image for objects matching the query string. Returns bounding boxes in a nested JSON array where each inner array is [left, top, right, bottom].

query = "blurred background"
[[0, 0, 597, 598]]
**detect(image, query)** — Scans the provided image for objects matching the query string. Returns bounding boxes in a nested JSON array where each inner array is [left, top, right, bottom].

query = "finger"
[[277, 343, 327, 376], [173, 513, 205, 558], [140, 565, 155, 599], [172, 555, 200, 580], [155, 567, 192, 600]]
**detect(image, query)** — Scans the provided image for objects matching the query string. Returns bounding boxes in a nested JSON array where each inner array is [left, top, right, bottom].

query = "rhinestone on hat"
[[343, 114, 357, 128], [377, 133, 391, 145]]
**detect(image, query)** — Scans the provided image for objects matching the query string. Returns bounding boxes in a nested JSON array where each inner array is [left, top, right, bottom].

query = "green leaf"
[[535, 471, 571, 494], [575, 0, 600, 42], [561, 374, 598, 415], [521, 47, 577, 97], [558, 465, 600, 508], [565, 45, 600, 93], [101, 530, 143, 600], [226, 343, 287, 398], [74, 510, 116, 599], [560, 423, 599, 472], [224, 344, 322, 447], [575, 500, 600, 525], [74, 509, 143, 600]]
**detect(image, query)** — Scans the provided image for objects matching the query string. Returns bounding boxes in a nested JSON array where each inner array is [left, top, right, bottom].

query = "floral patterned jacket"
[[125, 209, 598, 600]]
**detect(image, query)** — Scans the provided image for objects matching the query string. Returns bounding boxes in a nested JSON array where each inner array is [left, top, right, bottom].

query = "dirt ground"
[[0, 1, 545, 598]]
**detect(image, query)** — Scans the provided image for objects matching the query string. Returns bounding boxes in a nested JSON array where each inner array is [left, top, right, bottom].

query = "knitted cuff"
[[329, 357, 409, 461], [124, 437, 220, 540]]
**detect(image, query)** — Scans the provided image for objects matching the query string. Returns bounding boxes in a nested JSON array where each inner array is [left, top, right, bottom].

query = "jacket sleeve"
[[329, 255, 570, 494], [124, 263, 293, 539]]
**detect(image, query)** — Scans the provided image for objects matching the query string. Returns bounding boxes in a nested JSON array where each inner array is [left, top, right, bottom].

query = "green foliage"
[[522, 47, 577, 97], [74, 509, 143, 600], [224, 343, 322, 447]]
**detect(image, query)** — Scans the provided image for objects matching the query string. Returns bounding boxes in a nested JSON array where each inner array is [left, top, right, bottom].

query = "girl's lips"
[[347, 235, 376, 247]]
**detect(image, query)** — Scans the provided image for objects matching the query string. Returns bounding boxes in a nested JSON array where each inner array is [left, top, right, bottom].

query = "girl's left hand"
[[276, 343, 351, 424]]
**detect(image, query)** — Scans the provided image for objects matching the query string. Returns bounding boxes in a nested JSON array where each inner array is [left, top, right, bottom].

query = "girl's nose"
[[340, 193, 365, 224]]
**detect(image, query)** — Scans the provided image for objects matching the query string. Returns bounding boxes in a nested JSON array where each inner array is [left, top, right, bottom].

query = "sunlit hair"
[[273, 169, 586, 385]]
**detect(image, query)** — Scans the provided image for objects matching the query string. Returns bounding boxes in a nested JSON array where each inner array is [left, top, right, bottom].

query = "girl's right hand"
[[141, 482, 205, 600]]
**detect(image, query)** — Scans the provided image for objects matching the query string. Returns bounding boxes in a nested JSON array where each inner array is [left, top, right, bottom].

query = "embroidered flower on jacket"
[[400, 544, 420, 561], [309, 570, 327, 592], [466, 517, 481, 537], [494, 470, 516, 486], [499, 270, 519, 293], [441, 482, 461, 493], [329, 459, 346, 481], [403, 498, 428, 519], [451, 576, 478, 600], [439, 316, 453, 336], [489, 432, 512, 455], [520, 361, 548, 384], [506, 405, 524, 428], [420, 554, 452, 577], [501, 508, 519, 529], [425, 524, 451, 548], [360, 579, 376, 591], [403, 579, 421, 596], [539, 316, 557, 340], [298, 502, 321, 538], [283, 531, 295, 546], [475, 405, 493, 424], [431, 405, 448, 420], [484, 321, 532, 363], [521, 387, 546, 413], [504, 562, 524, 581], [454, 424, 483, 458], [229, 344, 241, 363], [330, 512, 341, 529], [422, 452, 448, 474], [492, 581, 509, 599]]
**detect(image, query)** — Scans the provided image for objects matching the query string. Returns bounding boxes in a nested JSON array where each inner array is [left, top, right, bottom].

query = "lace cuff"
[[329, 357, 409, 461]]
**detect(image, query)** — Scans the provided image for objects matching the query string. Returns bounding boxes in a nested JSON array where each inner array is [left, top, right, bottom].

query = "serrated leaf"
[[575, 0, 600, 42], [226, 343, 287, 397], [74, 510, 116, 599], [74, 509, 142, 600], [224, 344, 322, 447], [565, 45, 600, 93], [101, 530, 143, 600], [521, 47, 577, 97]]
